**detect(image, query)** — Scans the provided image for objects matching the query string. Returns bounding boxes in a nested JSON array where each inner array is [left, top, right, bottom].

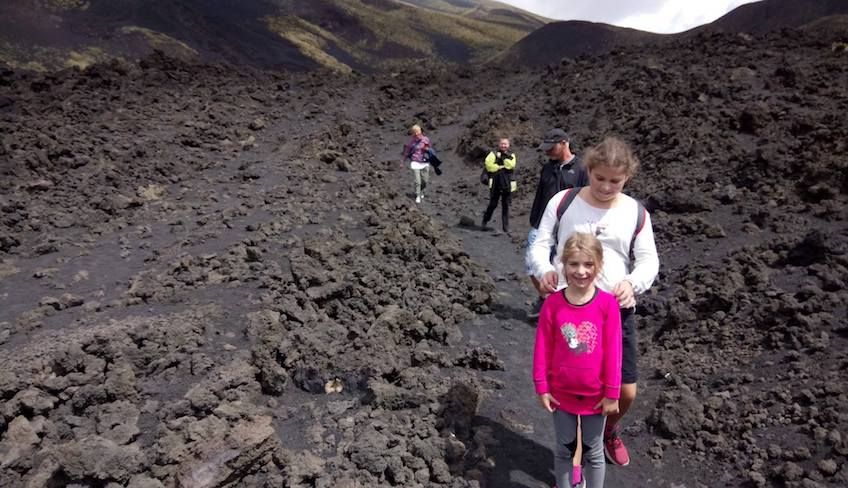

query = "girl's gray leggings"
[[413, 167, 429, 197], [553, 410, 607, 488]]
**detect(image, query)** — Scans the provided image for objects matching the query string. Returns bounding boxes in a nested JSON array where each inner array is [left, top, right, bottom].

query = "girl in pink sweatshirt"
[[533, 232, 622, 488]]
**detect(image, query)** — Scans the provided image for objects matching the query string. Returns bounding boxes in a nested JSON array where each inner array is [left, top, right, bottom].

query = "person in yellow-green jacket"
[[481, 138, 517, 234]]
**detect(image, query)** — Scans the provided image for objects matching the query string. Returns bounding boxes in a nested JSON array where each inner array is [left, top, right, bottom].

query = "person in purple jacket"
[[401, 124, 432, 203], [534, 232, 622, 488]]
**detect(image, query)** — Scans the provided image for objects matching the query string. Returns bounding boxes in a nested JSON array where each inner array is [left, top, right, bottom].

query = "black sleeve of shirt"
[[580, 167, 589, 187], [528, 165, 548, 228], [576, 161, 589, 187]]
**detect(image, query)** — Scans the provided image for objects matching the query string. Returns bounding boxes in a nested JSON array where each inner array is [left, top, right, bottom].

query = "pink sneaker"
[[571, 464, 585, 487], [551, 476, 586, 488], [604, 424, 631, 466]]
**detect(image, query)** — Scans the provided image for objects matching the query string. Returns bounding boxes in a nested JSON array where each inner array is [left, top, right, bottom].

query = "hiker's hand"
[[613, 280, 635, 308], [538, 393, 559, 413], [595, 397, 619, 416], [540, 271, 559, 294]]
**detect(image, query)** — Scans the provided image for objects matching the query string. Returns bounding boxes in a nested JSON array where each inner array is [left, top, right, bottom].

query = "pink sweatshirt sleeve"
[[533, 299, 554, 395], [602, 295, 623, 399]]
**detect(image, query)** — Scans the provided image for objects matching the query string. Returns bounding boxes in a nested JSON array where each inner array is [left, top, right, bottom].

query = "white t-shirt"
[[410, 161, 430, 170], [530, 189, 659, 295]]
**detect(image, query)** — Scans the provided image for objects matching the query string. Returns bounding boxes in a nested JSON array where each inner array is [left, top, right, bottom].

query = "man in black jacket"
[[525, 128, 589, 318]]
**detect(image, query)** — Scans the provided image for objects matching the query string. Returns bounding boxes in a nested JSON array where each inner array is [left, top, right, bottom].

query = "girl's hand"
[[613, 280, 635, 308], [594, 397, 620, 416], [538, 393, 560, 413]]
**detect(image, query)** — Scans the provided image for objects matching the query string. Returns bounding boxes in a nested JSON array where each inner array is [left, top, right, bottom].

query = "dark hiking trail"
[[2, 29, 848, 488]]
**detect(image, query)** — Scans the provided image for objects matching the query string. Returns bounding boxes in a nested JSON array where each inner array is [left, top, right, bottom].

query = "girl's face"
[[564, 250, 598, 291], [588, 165, 628, 203]]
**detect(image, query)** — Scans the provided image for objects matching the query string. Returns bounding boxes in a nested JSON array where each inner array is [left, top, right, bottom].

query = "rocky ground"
[[1, 28, 847, 488]]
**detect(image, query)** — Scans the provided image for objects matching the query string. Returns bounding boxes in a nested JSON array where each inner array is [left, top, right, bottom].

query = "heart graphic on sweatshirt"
[[576, 321, 598, 354]]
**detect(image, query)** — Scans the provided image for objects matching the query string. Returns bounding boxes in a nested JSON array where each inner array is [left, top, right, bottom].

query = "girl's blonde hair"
[[410, 124, 422, 135], [583, 136, 639, 177], [560, 232, 604, 273]]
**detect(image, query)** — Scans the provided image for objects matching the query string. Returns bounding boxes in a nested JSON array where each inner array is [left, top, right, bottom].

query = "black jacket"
[[485, 150, 516, 191], [528, 156, 589, 228]]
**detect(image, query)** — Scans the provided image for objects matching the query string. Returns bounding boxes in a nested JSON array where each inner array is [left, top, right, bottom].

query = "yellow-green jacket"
[[484, 151, 517, 192]]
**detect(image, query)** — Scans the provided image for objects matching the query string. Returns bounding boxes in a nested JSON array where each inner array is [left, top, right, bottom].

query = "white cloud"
[[613, 0, 760, 33], [499, 0, 761, 33]]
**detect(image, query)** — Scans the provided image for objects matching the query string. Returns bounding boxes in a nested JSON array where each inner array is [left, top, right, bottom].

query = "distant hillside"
[[495, 0, 848, 67], [400, 0, 547, 30], [493, 20, 663, 66], [799, 14, 848, 37], [700, 0, 848, 34], [0, 0, 544, 72]]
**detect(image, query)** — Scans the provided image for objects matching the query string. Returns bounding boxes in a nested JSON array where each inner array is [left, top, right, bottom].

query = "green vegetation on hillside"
[[0, 42, 111, 71], [266, 0, 529, 72], [264, 16, 354, 72], [0, 41, 48, 71], [0, 29, 193, 72], [338, 0, 526, 56], [65, 47, 112, 69], [397, 0, 473, 15], [34, 0, 90, 11]]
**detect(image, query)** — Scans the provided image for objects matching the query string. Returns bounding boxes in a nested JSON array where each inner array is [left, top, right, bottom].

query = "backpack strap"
[[629, 202, 647, 261], [552, 187, 582, 238], [553, 189, 647, 267], [556, 187, 581, 220]]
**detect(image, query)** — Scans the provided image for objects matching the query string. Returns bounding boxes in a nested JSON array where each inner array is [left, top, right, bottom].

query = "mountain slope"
[[0, 0, 544, 72], [0, 0, 320, 71], [700, 0, 848, 34], [800, 14, 848, 37], [399, 0, 548, 30], [493, 20, 663, 66], [266, 0, 535, 71], [495, 0, 848, 67]]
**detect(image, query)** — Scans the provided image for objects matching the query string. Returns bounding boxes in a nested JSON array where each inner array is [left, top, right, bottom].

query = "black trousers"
[[483, 187, 511, 231]]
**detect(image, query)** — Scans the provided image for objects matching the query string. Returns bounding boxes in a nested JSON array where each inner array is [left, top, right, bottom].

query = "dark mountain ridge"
[[703, 0, 848, 34], [497, 0, 848, 66]]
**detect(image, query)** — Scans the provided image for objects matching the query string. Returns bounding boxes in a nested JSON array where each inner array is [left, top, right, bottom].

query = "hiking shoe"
[[572, 464, 583, 487], [415, 196, 421, 203], [526, 297, 543, 320], [604, 424, 631, 466], [552, 481, 585, 488]]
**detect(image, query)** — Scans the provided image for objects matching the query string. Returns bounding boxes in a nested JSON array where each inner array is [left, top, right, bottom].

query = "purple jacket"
[[402, 135, 431, 163]]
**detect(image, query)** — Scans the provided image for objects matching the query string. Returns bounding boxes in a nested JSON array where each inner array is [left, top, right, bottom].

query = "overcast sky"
[[499, 0, 761, 34]]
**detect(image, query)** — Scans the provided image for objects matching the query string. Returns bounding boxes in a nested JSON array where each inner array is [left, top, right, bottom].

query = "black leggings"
[[483, 188, 511, 231]]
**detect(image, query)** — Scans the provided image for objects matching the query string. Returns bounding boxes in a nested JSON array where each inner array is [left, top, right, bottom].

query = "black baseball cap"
[[538, 128, 569, 151]]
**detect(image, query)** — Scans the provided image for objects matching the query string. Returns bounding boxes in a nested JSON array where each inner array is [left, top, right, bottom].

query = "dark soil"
[[1, 28, 847, 487]]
